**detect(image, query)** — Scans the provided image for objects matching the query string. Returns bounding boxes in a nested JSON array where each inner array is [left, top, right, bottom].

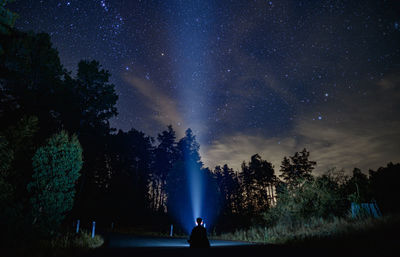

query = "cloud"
[[202, 74, 400, 174], [124, 74, 186, 137], [201, 133, 295, 173], [377, 74, 400, 90], [202, 118, 400, 174]]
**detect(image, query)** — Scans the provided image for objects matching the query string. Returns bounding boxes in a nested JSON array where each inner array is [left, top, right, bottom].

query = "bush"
[[27, 131, 83, 236], [0, 116, 39, 242], [71, 231, 104, 249], [264, 175, 346, 227], [36, 230, 104, 249]]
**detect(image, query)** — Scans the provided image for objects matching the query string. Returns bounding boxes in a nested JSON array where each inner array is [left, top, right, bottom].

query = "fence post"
[[76, 219, 80, 233], [373, 200, 382, 217], [170, 224, 173, 237], [264, 227, 267, 242], [92, 221, 96, 238]]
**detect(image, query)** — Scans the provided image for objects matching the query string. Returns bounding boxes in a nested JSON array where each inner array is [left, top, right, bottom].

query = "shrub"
[[27, 131, 83, 236], [71, 231, 104, 249], [264, 175, 346, 227], [37, 230, 104, 249]]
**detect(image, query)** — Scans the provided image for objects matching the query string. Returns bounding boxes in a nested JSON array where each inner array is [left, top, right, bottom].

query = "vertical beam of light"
[[170, 0, 214, 136], [187, 163, 202, 224], [166, 0, 215, 232]]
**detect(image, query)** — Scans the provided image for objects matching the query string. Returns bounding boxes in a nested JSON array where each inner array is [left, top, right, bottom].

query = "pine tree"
[[279, 148, 316, 189], [27, 131, 82, 235], [249, 154, 275, 211], [166, 128, 204, 225], [177, 128, 201, 164], [152, 125, 177, 211], [0, 0, 18, 53], [215, 164, 241, 215]]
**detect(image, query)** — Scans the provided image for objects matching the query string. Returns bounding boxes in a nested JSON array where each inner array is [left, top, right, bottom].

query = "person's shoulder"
[[194, 226, 204, 231]]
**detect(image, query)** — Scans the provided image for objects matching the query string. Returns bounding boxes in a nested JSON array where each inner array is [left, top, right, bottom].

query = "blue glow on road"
[[107, 235, 251, 248]]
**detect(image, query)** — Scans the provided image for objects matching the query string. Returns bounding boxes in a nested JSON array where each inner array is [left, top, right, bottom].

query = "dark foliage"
[[28, 131, 82, 236], [279, 148, 316, 189], [369, 163, 400, 214], [151, 125, 178, 212]]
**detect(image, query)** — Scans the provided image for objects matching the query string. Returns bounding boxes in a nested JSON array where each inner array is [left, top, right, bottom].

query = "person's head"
[[196, 217, 203, 226]]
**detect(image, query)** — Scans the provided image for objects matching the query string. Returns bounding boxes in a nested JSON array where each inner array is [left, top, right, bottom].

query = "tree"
[[343, 168, 371, 204], [27, 131, 82, 235], [0, 0, 18, 53], [0, 11, 126, 239], [0, 133, 14, 229], [1, 116, 39, 199], [240, 154, 276, 215], [166, 128, 206, 230], [215, 164, 241, 215], [105, 129, 153, 224], [177, 128, 201, 164], [60, 60, 118, 135], [240, 160, 254, 214], [265, 174, 344, 227], [65, 60, 119, 221], [250, 154, 276, 209], [0, 30, 64, 136], [0, 135, 13, 176], [0, 116, 39, 241], [279, 148, 316, 189], [151, 125, 178, 212], [369, 163, 400, 214], [167, 128, 202, 207]]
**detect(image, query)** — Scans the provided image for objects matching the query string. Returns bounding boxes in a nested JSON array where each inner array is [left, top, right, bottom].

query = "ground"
[[81, 233, 399, 257]]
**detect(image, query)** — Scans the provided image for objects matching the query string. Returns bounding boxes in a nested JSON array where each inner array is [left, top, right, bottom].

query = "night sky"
[[10, 0, 400, 173]]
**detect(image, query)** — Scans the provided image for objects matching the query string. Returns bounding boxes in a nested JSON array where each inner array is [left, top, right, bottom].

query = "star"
[[10, 0, 400, 173]]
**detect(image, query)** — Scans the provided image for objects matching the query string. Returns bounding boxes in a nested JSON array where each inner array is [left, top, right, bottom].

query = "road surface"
[[85, 234, 283, 257], [106, 234, 250, 248], [83, 233, 394, 257]]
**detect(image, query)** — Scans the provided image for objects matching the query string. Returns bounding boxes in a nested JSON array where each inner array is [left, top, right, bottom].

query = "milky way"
[[10, 0, 400, 172]]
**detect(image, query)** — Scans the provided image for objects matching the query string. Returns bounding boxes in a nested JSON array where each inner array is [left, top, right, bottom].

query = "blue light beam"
[[165, 0, 218, 234]]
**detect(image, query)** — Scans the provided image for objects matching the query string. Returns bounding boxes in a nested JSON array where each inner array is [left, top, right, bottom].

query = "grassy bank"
[[3, 230, 104, 257], [43, 230, 104, 249], [211, 214, 400, 246]]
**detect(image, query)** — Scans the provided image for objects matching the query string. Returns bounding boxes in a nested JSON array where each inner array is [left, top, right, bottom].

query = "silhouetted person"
[[188, 217, 210, 248]]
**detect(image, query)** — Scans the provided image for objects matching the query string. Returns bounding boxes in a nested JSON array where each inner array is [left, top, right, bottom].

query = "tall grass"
[[3, 230, 104, 257], [37, 230, 104, 249], [211, 215, 399, 245]]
